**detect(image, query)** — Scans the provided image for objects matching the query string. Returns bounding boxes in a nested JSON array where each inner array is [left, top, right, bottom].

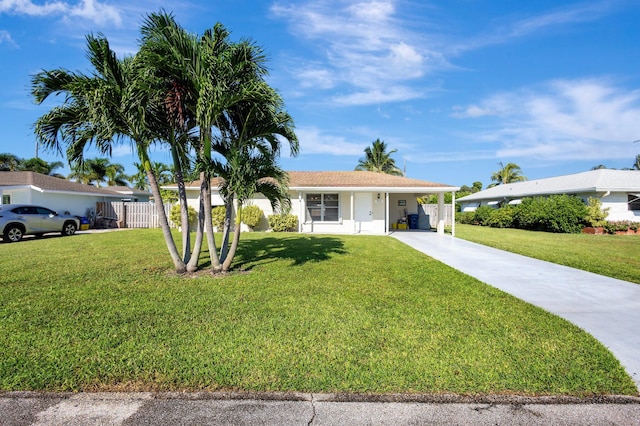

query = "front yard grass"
[[454, 224, 640, 284], [0, 230, 636, 395]]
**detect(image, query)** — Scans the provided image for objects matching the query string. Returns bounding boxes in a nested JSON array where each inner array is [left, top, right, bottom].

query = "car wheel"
[[62, 222, 77, 236], [5, 225, 23, 242]]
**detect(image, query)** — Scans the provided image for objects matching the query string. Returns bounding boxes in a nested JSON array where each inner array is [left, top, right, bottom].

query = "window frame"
[[629, 194, 640, 211], [306, 193, 341, 223]]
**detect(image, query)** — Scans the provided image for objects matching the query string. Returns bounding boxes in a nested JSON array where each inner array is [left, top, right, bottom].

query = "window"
[[1, 195, 9, 204], [307, 193, 340, 222], [629, 194, 640, 211]]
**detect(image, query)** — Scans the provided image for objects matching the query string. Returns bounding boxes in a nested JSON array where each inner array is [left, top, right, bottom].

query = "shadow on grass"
[[232, 235, 347, 270]]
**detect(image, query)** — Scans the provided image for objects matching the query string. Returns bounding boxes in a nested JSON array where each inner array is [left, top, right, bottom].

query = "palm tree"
[[212, 85, 298, 271], [18, 157, 65, 177], [140, 11, 277, 272], [0, 153, 20, 171], [633, 154, 640, 171], [31, 33, 187, 273], [490, 162, 527, 185], [355, 139, 403, 176]]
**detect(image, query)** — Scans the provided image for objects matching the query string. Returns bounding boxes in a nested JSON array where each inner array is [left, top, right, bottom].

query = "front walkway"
[[392, 231, 640, 390]]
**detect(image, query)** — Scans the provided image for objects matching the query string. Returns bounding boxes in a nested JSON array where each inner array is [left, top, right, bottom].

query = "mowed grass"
[[0, 230, 636, 395], [454, 224, 640, 284]]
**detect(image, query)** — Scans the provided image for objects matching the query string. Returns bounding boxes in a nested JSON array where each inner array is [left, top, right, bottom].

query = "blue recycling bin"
[[408, 214, 419, 229]]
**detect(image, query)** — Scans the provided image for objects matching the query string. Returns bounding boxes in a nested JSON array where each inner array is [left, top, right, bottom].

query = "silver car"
[[0, 204, 80, 242]]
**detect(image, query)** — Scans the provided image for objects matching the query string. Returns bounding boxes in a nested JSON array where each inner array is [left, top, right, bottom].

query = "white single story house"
[[458, 169, 640, 222], [0, 171, 151, 218], [167, 171, 459, 235]]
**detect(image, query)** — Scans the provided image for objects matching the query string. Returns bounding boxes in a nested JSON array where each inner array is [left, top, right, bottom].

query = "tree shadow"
[[232, 235, 347, 270]]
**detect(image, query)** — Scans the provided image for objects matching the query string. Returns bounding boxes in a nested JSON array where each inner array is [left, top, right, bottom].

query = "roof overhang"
[[291, 186, 459, 193]]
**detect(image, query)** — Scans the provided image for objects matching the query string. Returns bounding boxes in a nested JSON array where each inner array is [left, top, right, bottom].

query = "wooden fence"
[[96, 202, 173, 228], [419, 204, 454, 228]]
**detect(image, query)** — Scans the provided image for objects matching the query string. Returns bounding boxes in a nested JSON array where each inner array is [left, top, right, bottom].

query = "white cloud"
[[332, 85, 423, 106], [0, 29, 18, 47], [296, 126, 365, 156], [68, 0, 122, 26], [454, 78, 640, 161], [450, 1, 618, 54], [271, 0, 444, 105], [0, 0, 121, 26]]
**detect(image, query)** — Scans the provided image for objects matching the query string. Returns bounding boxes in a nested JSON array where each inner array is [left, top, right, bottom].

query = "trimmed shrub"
[[169, 204, 196, 228], [473, 205, 495, 226], [241, 205, 263, 230], [211, 206, 226, 230], [514, 195, 587, 233], [268, 214, 298, 232], [457, 211, 475, 225], [485, 205, 516, 228]]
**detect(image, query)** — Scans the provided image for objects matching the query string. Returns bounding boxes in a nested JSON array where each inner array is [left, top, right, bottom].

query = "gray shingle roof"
[[458, 169, 640, 202], [0, 171, 139, 197]]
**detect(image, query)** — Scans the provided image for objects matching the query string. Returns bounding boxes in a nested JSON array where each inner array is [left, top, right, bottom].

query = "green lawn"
[[0, 230, 636, 395], [454, 224, 640, 284]]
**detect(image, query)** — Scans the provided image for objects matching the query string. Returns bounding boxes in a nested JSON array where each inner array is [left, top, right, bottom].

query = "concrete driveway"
[[392, 231, 640, 390]]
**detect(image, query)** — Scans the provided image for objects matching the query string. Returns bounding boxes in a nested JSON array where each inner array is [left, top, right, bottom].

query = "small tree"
[[585, 197, 609, 227]]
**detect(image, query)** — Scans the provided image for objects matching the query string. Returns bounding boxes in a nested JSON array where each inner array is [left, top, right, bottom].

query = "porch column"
[[437, 192, 445, 234], [298, 193, 303, 233], [351, 192, 355, 233], [385, 192, 389, 234], [451, 191, 456, 237]]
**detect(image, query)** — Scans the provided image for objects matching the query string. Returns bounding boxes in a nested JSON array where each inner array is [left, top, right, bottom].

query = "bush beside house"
[[458, 194, 589, 234]]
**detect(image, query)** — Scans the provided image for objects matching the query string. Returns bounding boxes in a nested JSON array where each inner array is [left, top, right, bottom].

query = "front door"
[[355, 192, 373, 232]]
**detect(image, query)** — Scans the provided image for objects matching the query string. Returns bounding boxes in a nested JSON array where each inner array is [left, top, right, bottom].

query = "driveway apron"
[[391, 231, 640, 390]]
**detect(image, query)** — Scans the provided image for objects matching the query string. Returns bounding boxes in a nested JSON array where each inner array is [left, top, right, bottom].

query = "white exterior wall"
[[0, 187, 119, 218], [602, 192, 640, 222]]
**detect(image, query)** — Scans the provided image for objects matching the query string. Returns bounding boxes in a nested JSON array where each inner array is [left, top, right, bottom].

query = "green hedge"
[[460, 195, 588, 234]]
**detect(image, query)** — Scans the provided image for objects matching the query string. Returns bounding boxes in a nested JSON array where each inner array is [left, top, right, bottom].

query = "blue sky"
[[1, 0, 640, 188]]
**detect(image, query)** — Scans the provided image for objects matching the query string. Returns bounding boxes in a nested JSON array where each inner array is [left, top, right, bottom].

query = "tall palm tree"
[[490, 161, 527, 185], [355, 139, 403, 176], [632, 154, 640, 171], [140, 11, 277, 272], [31, 33, 187, 273]]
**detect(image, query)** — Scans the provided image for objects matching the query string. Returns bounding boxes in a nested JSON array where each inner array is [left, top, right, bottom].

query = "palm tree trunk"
[[202, 173, 221, 270], [170, 142, 191, 263], [219, 197, 233, 263], [186, 181, 205, 273], [142, 152, 186, 273], [221, 199, 242, 272]]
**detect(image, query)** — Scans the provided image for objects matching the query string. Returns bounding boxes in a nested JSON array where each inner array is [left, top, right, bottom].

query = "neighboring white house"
[[457, 169, 640, 222], [0, 171, 151, 218], [166, 171, 459, 235]]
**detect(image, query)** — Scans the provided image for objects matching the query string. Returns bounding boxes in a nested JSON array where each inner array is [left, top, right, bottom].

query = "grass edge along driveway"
[[0, 230, 636, 395], [454, 224, 640, 284]]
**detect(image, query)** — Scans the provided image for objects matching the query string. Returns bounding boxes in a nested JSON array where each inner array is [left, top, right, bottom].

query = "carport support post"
[[437, 193, 445, 234], [451, 191, 456, 237]]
